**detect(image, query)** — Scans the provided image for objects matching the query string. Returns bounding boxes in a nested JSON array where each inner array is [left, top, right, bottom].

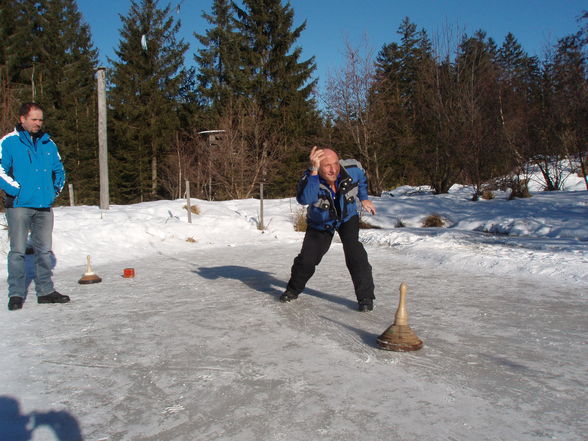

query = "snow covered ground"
[[0, 174, 586, 441]]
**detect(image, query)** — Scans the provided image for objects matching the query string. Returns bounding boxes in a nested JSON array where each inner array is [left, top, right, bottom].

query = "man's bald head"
[[318, 148, 340, 185], [320, 148, 339, 161]]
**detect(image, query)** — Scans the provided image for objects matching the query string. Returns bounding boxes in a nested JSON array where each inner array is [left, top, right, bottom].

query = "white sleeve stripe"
[[0, 129, 18, 145], [0, 165, 20, 189], [0, 130, 21, 189]]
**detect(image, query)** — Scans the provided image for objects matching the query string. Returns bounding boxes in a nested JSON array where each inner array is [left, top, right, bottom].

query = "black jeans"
[[287, 215, 375, 302]]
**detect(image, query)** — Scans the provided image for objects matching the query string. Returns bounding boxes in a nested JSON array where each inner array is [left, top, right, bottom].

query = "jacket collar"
[[16, 124, 48, 147]]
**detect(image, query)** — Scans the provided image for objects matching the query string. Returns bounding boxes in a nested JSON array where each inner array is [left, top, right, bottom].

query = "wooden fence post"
[[68, 183, 74, 206], [185, 180, 192, 224]]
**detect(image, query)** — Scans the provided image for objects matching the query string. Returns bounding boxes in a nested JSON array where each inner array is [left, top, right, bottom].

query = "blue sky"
[[77, 0, 586, 93]]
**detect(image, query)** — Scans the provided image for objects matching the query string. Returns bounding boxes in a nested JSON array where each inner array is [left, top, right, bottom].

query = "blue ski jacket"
[[0, 126, 66, 208], [297, 159, 369, 231]]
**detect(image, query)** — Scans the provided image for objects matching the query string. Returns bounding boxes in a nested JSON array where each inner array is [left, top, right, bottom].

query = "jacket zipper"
[[320, 183, 340, 221]]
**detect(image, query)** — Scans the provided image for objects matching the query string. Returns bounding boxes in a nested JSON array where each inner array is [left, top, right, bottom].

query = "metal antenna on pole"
[[197, 130, 225, 202]]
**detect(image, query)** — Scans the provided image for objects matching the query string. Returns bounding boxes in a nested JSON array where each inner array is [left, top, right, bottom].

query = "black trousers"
[[287, 215, 375, 302]]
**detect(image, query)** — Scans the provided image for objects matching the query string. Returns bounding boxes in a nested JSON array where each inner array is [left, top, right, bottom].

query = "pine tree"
[[194, 0, 319, 197], [233, 0, 318, 140], [377, 18, 433, 118], [0, 0, 100, 204], [575, 10, 588, 188], [109, 0, 189, 203], [235, 0, 319, 196], [497, 33, 531, 85], [496, 32, 541, 191], [0, 0, 20, 132], [579, 10, 588, 47], [372, 18, 434, 188], [194, 0, 243, 116], [452, 30, 503, 196], [544, 33, 588, 190], [40, 0, 100, 204], [1, 0, 44, 101]]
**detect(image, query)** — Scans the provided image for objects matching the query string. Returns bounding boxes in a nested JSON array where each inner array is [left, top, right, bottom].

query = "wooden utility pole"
[[97, 67, 110, 210]]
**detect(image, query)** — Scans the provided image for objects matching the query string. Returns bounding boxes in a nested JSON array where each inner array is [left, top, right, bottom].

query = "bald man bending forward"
[[281, 147, 376, 312]]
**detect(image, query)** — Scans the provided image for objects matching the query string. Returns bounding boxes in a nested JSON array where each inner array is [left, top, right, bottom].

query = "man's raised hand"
[[309, 146, 324, 171]]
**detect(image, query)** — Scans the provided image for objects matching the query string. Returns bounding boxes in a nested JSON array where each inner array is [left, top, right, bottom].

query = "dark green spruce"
[[108, 0, 189, 203], [0, 0, 99, 205]]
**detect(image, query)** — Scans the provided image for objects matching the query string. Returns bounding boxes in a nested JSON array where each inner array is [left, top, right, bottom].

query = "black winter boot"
[[38, 291, 70, 304], [358, 299, 373, 312], [8, 296, 24, 311], [280, 290, 299, 303]]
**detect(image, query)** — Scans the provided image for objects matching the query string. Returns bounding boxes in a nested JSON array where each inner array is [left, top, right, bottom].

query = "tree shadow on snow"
[[0, 395, 83, 441], [194, 265, 358, 310]]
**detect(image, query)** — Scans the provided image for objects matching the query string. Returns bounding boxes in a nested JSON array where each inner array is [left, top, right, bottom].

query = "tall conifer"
[[372, 18, 433, 187], [496, 32, 540, 186], [1, 0, 99, 204], [233, 0, 317, 133], [194, 0, 243, 116], [41, 0, 99, 204], [194, 0, 319, 197], [234, 0, 318, 195], [2, 0, 44, 100], [109, 0, 189, 203]]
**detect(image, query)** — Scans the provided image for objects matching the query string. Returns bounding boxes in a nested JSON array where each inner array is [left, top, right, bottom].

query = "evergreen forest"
[[1, 0, 586, 205]]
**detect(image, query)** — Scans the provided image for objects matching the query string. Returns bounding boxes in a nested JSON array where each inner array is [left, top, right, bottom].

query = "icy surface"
[[0, 179, 586, 440]]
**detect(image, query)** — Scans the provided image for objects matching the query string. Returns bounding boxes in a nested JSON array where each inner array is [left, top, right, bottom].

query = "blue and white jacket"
[[0, 125, 66, 208], [297, 159, 369, 231]]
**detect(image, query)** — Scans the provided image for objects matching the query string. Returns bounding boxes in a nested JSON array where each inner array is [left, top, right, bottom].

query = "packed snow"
[[0, 171, 586, 441]]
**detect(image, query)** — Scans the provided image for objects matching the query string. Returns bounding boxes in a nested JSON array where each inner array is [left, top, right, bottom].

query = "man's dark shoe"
[[37, 291, 70, 304], [358, 300, 374, 312], [280, 290, 299, 303], [8, 296, 24, 311]]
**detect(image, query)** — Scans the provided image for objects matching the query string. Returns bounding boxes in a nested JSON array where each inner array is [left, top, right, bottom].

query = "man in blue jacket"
[[0, 103, 69, 311], [281, 146, 377, 311]]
